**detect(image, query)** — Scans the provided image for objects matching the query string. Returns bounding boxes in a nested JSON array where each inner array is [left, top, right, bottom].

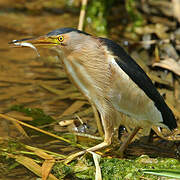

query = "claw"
[[153, 127, 180, 141]]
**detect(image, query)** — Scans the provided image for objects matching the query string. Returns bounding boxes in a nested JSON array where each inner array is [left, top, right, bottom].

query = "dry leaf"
[[59, 120, 74, 126], [166, 101, 180, 119], [59, 100, 86, 117], [89, 151, 102, 180], [172, 0, 180, 23], [4, 113, 29, 139], [15, 155, 58, 180], [42, 159, 55, 180], [34, 149, 54, 160], [152, 58, 180, 76], [147, 73, 173, 87]]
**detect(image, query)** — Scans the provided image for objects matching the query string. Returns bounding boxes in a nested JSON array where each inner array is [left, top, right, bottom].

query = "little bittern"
[[10, 28, 177, 156]]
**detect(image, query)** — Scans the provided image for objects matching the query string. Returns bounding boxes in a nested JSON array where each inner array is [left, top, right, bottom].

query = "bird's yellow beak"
[[9, 35, 59, 48]]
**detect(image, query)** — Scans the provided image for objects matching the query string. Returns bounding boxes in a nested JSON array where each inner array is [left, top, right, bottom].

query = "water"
[[0, 5, 80, 134]]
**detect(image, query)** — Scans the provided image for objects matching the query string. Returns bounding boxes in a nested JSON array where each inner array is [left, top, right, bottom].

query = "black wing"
[[99, 37, 177, 130]]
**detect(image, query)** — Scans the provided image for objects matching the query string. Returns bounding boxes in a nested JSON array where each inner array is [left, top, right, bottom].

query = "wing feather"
[[99, 37, 177, 130]]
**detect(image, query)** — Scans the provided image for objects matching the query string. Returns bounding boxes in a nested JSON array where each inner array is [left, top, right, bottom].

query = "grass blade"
[[143, 169, 180, 179]]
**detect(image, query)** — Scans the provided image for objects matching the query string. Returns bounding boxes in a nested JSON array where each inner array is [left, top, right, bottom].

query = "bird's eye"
[[58, 35, 64, 42]]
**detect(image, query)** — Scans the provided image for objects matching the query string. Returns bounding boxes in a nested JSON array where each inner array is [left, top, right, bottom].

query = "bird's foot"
[[166, 128, 180, 141], [65, 141, 111, 163], [153, 127, 180, 141], [65, 150, 86, 164]]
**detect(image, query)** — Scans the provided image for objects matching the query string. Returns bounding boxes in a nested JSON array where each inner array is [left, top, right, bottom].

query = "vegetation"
[[0, 0, 179, 179]]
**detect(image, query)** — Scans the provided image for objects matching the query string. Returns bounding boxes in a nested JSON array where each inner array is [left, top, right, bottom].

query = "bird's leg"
[[65, 103, 114, 163], [86, 122, 113, 152], [91, 104, 104, 137], [65, 128, 113, 164], [118, 126, 141, 157]]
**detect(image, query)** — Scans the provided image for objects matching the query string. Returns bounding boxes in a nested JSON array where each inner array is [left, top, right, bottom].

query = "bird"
[[9, 27, 177, 157]]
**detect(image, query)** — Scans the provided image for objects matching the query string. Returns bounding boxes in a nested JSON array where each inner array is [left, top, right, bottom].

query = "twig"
[[78, 0, 88, 30]]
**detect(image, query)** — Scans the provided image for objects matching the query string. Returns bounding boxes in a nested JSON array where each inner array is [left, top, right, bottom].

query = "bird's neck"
[[72, 46, 112, 89], [59, 45, 113, 100]]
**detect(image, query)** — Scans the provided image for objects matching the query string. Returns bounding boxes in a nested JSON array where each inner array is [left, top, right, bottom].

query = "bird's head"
[[9, 28, 94, 56]]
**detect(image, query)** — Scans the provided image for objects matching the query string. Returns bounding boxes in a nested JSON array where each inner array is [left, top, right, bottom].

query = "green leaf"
[[143, 169, 180, 179]]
